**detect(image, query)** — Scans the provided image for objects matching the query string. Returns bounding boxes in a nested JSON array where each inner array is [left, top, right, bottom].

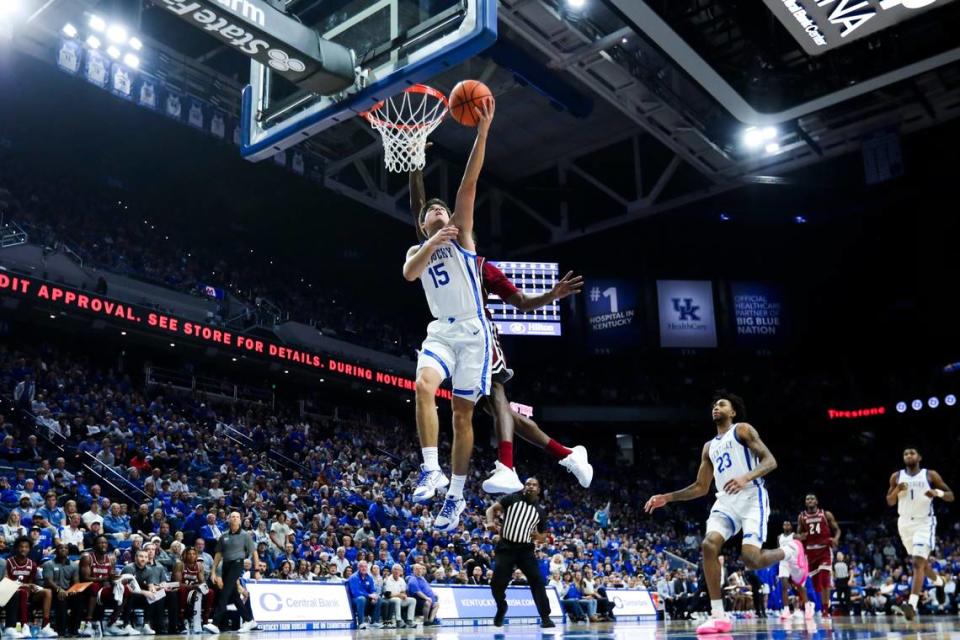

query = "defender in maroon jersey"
[[4, 536, 56, 637], [796, 494, 841, 622]]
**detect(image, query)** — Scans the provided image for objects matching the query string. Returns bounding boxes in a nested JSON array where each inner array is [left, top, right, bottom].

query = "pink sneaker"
[[790, 540, 809, 586], [696, 617, 733, 634]]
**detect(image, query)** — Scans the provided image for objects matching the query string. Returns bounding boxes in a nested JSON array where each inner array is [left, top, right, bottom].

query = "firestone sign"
[[763, 0, 955, 55]]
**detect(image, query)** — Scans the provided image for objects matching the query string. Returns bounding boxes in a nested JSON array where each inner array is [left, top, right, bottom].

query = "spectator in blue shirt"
[[406, 564, 440, 626], [103, 503, 131, 536], [346, 561, 382, 629], [37, 492, 66, 529]]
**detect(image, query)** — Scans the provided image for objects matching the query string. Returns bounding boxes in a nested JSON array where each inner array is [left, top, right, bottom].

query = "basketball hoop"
[[361, 84, 448, 173]]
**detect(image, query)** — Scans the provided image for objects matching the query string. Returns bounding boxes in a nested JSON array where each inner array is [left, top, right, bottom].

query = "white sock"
[[447, 474, 467, 499], [421, 447, 440, 471], [908, 593, 919, 608], [782, 607, 790, 615], [711, 599, 724, 617]]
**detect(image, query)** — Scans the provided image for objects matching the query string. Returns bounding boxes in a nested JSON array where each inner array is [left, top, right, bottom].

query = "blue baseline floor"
[[214, 616, 960, 640]]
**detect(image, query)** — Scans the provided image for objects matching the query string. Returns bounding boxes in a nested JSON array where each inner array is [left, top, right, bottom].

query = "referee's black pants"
[[212, 559, 252, 629], [491, 544, 552, 621]]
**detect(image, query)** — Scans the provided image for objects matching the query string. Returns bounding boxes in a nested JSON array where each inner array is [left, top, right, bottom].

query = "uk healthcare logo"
[[671, 298, 701, 322]]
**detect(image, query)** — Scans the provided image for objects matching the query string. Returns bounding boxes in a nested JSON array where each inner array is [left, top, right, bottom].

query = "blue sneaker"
[[413, 465, 448, 503], [434, 496, 465, 532]]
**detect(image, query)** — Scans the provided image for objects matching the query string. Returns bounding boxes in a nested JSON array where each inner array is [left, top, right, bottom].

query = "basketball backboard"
[[241, 0, 496, 162]]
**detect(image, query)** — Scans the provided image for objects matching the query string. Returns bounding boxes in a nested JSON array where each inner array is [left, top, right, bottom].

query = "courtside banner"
[[606, 589, 657, 617], [656, 280, 718, 348], [247, 581, 353, 626], [431, 585, 563, 620]]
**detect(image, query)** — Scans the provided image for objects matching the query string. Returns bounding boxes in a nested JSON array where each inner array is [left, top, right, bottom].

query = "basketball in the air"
[[448, 80, 494, 127]]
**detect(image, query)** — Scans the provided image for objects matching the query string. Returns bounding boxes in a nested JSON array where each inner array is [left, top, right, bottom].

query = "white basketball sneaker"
[[559, 446, 593, 488], [413, 465, 449, 503], [482, 461, 524, 495]]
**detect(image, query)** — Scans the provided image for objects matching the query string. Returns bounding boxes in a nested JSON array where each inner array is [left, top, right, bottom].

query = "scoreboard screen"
[[488, 261, 561, 337]]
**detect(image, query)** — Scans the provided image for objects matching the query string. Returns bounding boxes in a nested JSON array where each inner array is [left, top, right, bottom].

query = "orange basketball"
[[448, 80, 494, 127]]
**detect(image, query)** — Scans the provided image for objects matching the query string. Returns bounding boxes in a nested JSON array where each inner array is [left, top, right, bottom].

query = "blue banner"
[[657, 280, 717, 348], [730, 282, 786, 346], [584, 279, 641, 349]]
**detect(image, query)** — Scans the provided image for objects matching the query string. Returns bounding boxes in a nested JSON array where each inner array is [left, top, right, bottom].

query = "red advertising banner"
[[0, 273, 451, 400]]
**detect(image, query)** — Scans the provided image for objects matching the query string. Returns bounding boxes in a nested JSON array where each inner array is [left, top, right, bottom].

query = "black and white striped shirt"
[[498, 493, 547, 547]]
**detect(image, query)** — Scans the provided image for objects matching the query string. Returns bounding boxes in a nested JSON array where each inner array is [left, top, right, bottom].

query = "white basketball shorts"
[[705, 485, 770, 548], [417, 316, 492, 403]]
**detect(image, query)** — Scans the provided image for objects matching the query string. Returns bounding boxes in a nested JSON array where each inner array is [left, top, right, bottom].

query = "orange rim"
[[361, 84, 448, 131]]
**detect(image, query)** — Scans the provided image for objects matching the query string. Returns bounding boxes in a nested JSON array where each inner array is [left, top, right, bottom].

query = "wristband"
[[934, 489, 945, 498]]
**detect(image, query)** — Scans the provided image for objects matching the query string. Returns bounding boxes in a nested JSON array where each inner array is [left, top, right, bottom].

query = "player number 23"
[[428, 262, 450, 288], [715, 452, 732, 473]]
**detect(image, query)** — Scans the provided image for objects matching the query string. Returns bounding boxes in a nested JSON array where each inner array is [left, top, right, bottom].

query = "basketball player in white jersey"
[[403, 97, 495, 532], [777, 520, 808, 621], [884, 447, 953, 620], [645, 391, 807, 634]]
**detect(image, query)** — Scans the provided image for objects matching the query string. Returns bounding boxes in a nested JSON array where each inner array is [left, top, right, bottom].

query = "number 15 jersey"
[[410, 240, 485, 322]]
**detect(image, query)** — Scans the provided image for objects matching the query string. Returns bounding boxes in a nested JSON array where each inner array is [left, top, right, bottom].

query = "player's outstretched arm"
[[926, 470, 955, 502], [451, 98, 494, 253], [506, 271, 585, 312], [403, 226, 459, 281], [644, 442, 712, 513], [722, 423, 777, 495], [886, 472, 906, 506]]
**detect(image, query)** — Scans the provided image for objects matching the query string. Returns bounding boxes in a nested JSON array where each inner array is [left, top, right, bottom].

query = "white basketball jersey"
[[708, 425, 765, 497], [778, 532, 794, 547], [412, 241, 484, 321], [897, 469, 933, 518]]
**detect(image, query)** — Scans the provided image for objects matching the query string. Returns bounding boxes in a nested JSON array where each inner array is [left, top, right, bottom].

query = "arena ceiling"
[[5, 0, 960, 255]]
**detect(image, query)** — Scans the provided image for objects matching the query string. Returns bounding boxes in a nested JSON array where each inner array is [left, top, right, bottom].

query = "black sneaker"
[[540, 619, 556, 629]]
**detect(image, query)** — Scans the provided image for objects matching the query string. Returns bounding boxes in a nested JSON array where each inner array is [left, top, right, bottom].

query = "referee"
[[485, 477, 555, 628], [204, 512, 260, 634]]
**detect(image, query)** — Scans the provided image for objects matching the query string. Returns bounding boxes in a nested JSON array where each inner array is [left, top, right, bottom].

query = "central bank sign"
[[764, 0, 956, 55]]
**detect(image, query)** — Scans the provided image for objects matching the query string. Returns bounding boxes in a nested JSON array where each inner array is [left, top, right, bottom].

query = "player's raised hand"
[[551, 271, 584, 301], [644, 494, 669, 514], [473, 97, 495, 137], [429, 225, 459, 247]]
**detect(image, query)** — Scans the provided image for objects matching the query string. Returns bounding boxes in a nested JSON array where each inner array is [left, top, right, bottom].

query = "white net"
[[362, 85, 448, 173]]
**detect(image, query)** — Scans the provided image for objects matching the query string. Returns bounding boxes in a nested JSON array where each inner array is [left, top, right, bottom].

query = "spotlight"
[[88, 14, 106, 32], [49, 314, 56, 319], [106, 24, 127, 44], [129, 36, 142, 51], [62, 23, 78, 38], [911, 399, 923, 411], [106, 45, 120, 59], [0, 0, 21, 18], [621, 37, 628, 44], [761, 126, 778, 141], [928, 397, 940, 409], [742, 127, 764, 149], [765, 142, 780, 154], [794, 215, 807, 224], [719, 213, 731, 222], [284, 370, 289, 374], [895, 401, 907, 414], [946, 394, 957, 407], [567, 0, 586, 8], [86, 35, 101, 49], [169, 343, 175, 347], [123, 53, 140, 69]]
